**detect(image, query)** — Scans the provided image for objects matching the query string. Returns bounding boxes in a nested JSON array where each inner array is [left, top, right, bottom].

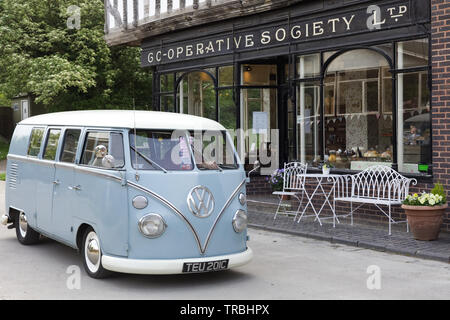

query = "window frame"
[[79, 130, 125, 170], [129, 129, 195, 172], [27, 127, 46, 158], [59, 128, 82, 164], [292, 37, 432, 179], [42, 127, 62, 161]]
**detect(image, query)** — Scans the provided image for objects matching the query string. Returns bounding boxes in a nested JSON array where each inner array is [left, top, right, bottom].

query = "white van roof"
[[19, 110, 226, 131]]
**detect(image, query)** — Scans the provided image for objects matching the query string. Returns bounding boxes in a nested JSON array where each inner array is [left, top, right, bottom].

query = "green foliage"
[[431, 182, 447, 203], [0, 173, 5, 181], [0, 141, 9, 161], [403, 185, 446, 207], [0, 0, 153, 111], [0, 93, 10, 107]]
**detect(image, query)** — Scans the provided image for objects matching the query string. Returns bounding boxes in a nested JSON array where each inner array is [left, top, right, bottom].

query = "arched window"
[[176, 70, 217, 121], [296, 39, 431, 175], [323, 49, 392, 171]]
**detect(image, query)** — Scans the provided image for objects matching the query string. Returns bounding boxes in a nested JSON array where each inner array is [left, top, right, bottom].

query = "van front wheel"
[[81, 227, 111, 279], [15, 212, 40, 245]]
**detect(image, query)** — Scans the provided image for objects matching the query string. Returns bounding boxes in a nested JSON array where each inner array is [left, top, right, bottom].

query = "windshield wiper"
[[130, 145, 168, 173], [218, 164, 238, 170]]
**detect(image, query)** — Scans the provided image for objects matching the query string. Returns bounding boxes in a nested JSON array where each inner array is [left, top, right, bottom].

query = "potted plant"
[[267, 169, 288, 200], [402, 183, 448, 241], [321, 162, 333, 175]]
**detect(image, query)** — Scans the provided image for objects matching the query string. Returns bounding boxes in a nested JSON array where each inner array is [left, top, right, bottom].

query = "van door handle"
[[68, 185, 81, 191]]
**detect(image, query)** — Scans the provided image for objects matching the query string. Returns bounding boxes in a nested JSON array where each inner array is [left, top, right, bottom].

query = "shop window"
[[177, 71, 216, 120], [322, 49, 392, 170], [297, 82, 320, 165], [297, 54, 320, 78], [397, 71, 431, 174], [160, 73, 174, 93], [242, 64, 277, 86], [218, 89, 236, 130], [295, 41, 431, 175], [160, 94, 175, 112], [219, 66, 234, 87], [397, 39, 429, 69]]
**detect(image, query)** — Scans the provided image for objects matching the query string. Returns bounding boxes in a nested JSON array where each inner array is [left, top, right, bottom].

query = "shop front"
[[141, 0, 431, 180]]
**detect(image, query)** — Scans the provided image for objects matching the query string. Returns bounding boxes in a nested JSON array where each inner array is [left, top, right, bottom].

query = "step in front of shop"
[[247, 197, 450, 264]]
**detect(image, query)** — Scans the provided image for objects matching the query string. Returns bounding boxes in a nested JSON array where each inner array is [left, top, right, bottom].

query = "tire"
[[15, 211, 40, 245], [81, 227, 111, 279]]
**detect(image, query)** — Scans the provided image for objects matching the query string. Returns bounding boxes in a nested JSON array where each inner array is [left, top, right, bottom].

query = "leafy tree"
[[0, 0, 153, 111], [0, 93, 10, 107]]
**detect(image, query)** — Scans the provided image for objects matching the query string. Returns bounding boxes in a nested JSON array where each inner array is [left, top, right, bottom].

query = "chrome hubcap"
[[87, 239, 100, 265], [19, 212, 28, 238], [85, 231, 101, 273]]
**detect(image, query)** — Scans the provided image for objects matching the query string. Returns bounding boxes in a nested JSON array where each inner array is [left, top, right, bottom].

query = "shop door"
[[240, 64, 278, 170]]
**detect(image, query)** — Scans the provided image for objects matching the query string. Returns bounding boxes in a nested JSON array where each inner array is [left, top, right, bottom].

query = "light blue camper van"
[[1, 110, 254, 278]]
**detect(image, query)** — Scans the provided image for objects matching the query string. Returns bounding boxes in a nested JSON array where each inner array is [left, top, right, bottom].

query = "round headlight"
[[232, 210, 248, 233], [138, 214, 167, 238], [238, 193, 247, 206], [133, 196, 148, 209]]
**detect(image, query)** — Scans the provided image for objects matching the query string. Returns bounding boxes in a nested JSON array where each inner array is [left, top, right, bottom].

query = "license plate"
[[182, 259, 229, 273]]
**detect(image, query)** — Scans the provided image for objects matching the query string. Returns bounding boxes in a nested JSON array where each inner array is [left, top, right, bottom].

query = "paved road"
[[0, 181, 449, 300]]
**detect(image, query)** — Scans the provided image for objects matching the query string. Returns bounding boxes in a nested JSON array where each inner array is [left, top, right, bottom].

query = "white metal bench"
[[273, 162, 307, 221], [334, 165, 417, 235]]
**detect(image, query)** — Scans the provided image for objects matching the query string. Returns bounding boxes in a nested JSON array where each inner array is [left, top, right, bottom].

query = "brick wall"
[[431, 0, 450, 231], [246, 175, 272, 195], [248, 176, 449, 232]]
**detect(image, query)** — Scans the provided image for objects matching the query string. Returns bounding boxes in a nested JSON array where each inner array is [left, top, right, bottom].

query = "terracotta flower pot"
[[402, 203, 448, 241]]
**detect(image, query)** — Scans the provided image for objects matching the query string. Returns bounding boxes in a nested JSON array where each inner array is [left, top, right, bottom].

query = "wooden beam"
[[105, 0, 305, 46], [122, 0, 128, 29], [155, 0, 161, 16]]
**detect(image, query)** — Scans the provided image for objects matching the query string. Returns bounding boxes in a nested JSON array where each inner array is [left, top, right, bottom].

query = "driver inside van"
[[91, 145, 107, 167]]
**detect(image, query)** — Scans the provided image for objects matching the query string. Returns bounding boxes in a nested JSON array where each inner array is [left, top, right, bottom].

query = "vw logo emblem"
[[187, 186, 215, 218]]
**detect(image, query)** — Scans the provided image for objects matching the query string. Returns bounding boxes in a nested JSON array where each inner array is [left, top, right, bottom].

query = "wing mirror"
[[246, 160, 261, 183]]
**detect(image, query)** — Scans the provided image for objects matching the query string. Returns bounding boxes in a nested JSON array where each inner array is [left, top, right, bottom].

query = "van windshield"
[[129, 130, 239, 171], [130, 130, 194, 171], [189, 131, 239, 170]]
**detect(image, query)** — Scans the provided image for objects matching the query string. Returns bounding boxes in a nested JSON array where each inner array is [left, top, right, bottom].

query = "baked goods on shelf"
[[363, 149, 379, 158]]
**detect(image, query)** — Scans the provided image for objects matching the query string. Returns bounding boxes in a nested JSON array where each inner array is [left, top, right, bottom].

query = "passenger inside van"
[[91, 145, 107, 167]]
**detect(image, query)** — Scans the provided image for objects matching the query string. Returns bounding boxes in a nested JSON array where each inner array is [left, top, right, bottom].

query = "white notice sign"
[[252, 112, 268, 134]]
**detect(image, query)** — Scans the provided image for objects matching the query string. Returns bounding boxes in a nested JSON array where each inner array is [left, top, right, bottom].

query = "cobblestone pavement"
[[248, 196, 450, 264]]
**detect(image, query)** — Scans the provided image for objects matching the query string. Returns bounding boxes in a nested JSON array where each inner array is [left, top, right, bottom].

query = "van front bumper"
[[101, 247, 253, 275]]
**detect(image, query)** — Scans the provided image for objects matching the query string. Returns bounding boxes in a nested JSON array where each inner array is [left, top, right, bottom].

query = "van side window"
[[81, 131, 125, 169], [27, 127, 45, 157], [43, 129, 61, 160], [60, 129, 81, 163]]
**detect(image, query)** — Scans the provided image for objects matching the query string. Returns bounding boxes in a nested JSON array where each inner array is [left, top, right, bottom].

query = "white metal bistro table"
[[296, 173, 348, 227]]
